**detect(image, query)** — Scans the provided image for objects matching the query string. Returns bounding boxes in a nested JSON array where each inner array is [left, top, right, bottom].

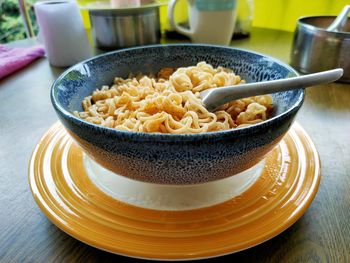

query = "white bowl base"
[[84, 155, 265, 211]]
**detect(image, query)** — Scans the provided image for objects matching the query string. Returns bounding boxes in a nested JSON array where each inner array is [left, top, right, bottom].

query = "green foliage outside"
[[0, 0, 38, 43]]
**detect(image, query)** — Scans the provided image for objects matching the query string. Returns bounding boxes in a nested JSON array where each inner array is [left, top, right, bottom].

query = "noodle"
[[74, 62, 273, 134]]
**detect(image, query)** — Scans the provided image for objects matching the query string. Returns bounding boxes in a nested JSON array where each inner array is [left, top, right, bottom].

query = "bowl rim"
[[51, 44, 304, 141]]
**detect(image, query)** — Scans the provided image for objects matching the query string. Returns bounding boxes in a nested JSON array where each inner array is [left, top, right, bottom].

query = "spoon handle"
[[201, 68, 343, 112], [327, 5, 350, 32]]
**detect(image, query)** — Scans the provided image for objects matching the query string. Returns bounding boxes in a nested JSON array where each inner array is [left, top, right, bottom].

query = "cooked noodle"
[[74, 62, 273, 134]]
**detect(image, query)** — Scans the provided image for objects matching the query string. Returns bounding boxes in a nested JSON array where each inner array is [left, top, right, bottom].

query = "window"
[[0, 0, 38, 43]]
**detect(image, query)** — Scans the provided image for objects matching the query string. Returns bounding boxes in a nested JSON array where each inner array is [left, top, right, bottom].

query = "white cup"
[[34, 0, 92, 67], [168, 0, 237, 45]]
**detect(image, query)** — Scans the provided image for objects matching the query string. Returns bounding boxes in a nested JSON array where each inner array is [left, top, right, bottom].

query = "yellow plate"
[[29, 122, 320, 260]]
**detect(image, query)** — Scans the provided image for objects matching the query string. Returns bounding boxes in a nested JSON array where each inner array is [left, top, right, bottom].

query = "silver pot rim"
[[82, 2, 166, 14], [296, 15, 350, 38]]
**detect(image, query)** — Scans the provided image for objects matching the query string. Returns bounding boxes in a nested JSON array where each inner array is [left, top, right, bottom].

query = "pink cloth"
[[0, 44, 45, 80]]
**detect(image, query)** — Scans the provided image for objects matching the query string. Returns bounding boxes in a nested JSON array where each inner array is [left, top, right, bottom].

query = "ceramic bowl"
[[51, 44, 304, 185]]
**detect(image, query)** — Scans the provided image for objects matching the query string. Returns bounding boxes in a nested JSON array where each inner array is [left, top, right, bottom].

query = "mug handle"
[[168, 0, 192, 37]]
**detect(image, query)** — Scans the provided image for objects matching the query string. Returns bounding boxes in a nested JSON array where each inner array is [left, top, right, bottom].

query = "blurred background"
[[0, 0, 37, 43], [0, 0, 349, 44]]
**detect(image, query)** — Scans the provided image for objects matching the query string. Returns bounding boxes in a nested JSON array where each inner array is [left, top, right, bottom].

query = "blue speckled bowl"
[[51, 44, 304, 185]]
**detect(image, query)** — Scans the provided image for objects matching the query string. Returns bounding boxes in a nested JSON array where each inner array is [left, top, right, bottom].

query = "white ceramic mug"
[[34, 1, 92, 67], [168, 0, 237, 45]]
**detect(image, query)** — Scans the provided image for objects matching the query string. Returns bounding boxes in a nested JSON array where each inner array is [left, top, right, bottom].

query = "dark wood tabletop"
[[1, 28, 349, 262]]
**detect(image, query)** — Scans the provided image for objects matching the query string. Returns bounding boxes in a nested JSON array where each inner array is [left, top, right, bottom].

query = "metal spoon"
[[327, 5, 350, 32], [200, 68, 343, 112]]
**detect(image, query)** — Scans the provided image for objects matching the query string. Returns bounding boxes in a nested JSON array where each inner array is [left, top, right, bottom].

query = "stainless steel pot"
[[89, 6, 161, 50], [291, 16, 350, 83]]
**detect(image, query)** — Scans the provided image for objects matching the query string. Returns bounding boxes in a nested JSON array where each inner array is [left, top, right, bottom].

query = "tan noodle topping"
[[74, 62, 273, 134]]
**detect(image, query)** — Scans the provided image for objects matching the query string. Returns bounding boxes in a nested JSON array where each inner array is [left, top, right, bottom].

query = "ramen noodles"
[[74, 62, 273, 134]]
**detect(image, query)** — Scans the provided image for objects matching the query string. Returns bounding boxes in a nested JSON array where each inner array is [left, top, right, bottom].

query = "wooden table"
[[1, 28, 349, 262]]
